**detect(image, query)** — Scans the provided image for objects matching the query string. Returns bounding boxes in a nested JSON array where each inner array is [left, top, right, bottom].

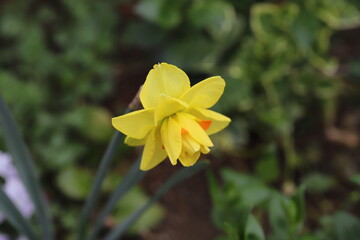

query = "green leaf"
[[135, 0, 184, 29], [245, 215, 265, 240], [302, 173, 335, 193], [291, 11, 320, 53], [255, 145, 279, 183], [334, 211, 360, 240], [292, 185, 306, 231], [222, 212, 264, 240], [0, 72, 46, 109], [64, 106, 113, 142], [187, 0, 239, 41], [0, 187, 37, 239], [0, 12, 24, 37], [76, 129, 127, 240], [209, 170, 265, 240], [306, 0, 360, 29], [268, 194, 290, 239], [121, 21, 166, 49], [163, 34, 217, 71], [0, 94, 53, 239], [103, 161, 208, 240], [113, 187, 165, 233], [224, 222, 240, 240], [350, 174, 360, 186], [250, 3, 299, 38], [56, 167, 92, 200], [88, 157, 145, 240], [221, 169, 271, 207], [268, 186, 305, 239]]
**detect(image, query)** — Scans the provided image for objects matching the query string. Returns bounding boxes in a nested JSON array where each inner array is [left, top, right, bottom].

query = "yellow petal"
[[140, 128, 167, 171], [160, 117, 182, 165], [140, 63, 191, 108], [201, 145, 210, 154], [180, 76, 225, 108], [182, 133, 200, 155], [176, 113, 213, 147], [179, 151, 201, 167], [124, 136, 146, 146], [154, 94, 188, 124], [187, 107, 231, 135], [112, 109, 155, 139]]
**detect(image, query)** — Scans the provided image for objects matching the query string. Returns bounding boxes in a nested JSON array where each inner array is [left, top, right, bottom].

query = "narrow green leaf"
[[268, 193, 290, 238], [76, 130, 127, 240], [0, 94, 53, 239], [104, 161, 208, 240], [77, 108, 132, 239], [245, 215, 265, 240], [88, 157, 146, 240], [237, 208, 251, 239], [0, 187, 37, 239], [292, 185, 306, 230]]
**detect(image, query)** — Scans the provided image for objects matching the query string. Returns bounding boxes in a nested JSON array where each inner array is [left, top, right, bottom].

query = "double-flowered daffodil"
[[112, 63, 231, 171]]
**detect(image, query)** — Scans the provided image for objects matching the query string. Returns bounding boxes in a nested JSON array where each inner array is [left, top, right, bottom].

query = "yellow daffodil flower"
[[112, 63, 231, 171]]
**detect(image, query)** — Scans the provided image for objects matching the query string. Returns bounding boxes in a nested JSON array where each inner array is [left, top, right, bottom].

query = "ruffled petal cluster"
[[112, 63, 231, 170]]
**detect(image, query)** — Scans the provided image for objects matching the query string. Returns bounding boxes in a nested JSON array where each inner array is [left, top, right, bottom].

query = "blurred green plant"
[[0, 0, 143, 236], [130, 0, 359, 180], [129, 1, 360, 238], [1, 0, 360, 238], [0, 0, 118, 169], [0, 94, 208, 239], [209, 168, 360, 240]]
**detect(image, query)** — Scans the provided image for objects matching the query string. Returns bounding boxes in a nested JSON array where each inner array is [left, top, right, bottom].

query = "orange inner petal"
[[181, 120, 212, 135], [198, 120, 212, 131]]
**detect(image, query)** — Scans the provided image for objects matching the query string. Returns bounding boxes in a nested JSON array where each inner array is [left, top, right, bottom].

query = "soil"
[[140, 163, 220, 240]]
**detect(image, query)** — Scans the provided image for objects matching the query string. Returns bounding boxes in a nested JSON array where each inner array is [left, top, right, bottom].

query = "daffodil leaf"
[[0, 187, 37, 239], [0, 94, 53, 239], [77, 130, 127, 240], [88, 157, 145, 240], [103, 161, 208, 240]]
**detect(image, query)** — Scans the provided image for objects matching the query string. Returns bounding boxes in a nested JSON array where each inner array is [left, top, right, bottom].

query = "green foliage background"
[[1, 0, 360, 239]]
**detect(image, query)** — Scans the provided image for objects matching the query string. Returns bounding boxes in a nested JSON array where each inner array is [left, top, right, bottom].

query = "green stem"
[[76, 126, 128, 240], [283, 128, 297, 180], [88, 157, 145, 240], [104, 161, 208, 240], [77, 86, 141, 239]]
